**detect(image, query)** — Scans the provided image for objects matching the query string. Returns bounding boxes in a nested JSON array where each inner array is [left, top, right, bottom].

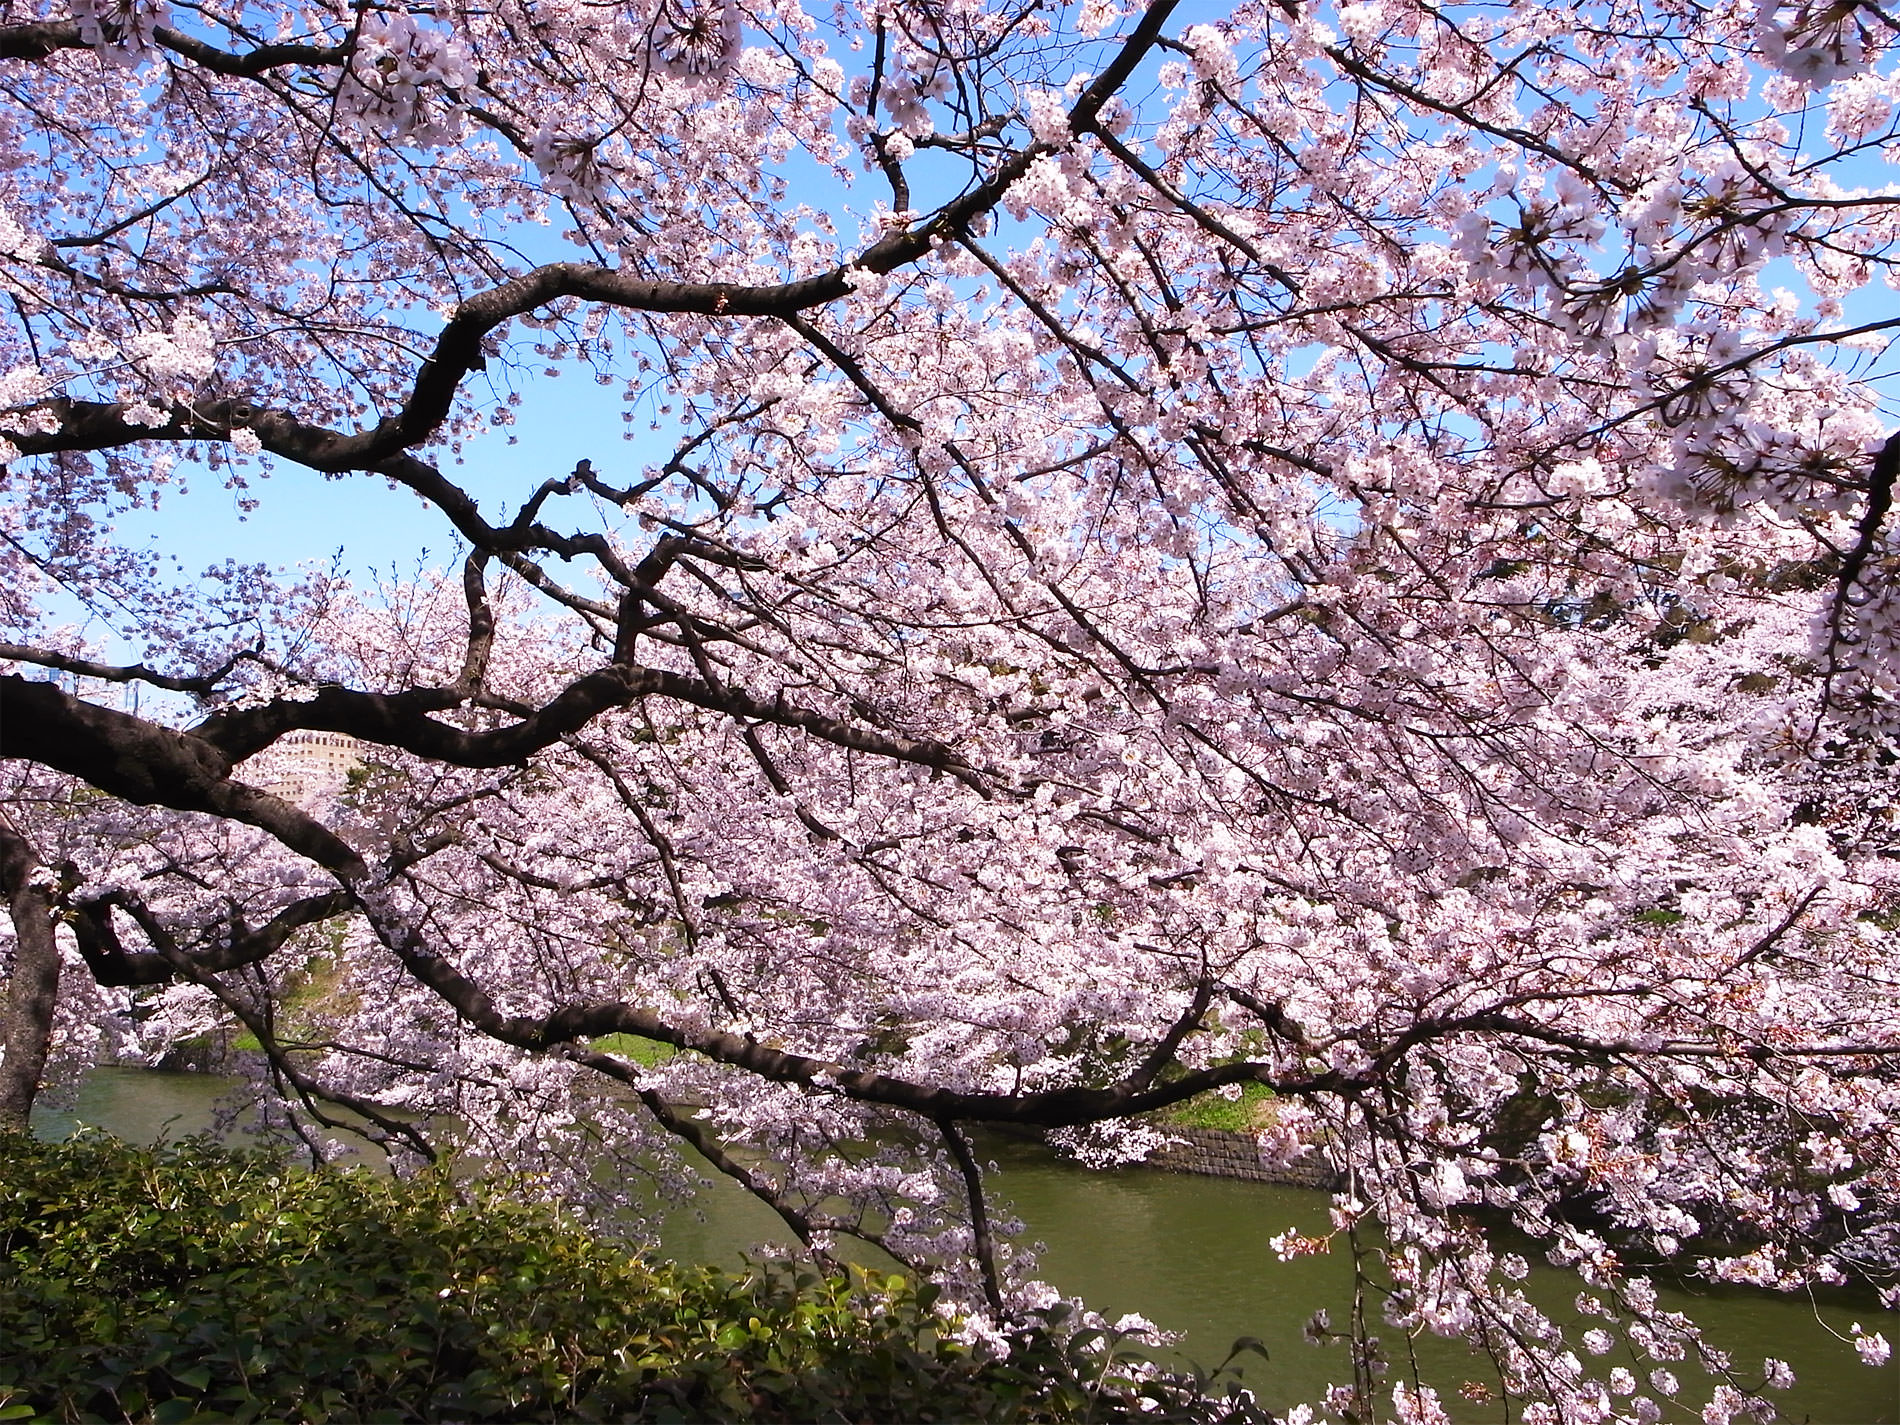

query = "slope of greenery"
[[1155, 1085, 1276, 1134], [0, 1133, 1267, 1423]]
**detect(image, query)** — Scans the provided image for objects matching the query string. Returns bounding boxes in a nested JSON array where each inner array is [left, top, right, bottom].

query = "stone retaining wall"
[[1142, 1126, 1340, 1190]]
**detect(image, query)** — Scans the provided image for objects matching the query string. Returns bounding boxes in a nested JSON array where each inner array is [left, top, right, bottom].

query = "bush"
[[0, 1132, 1267, 1423]]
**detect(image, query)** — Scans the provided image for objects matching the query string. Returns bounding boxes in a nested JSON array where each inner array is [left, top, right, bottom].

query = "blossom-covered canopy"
[[1, 1, 1897, 1418]]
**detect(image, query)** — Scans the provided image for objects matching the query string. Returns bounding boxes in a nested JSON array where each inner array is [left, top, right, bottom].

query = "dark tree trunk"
[[0, 817, 59, 1130]]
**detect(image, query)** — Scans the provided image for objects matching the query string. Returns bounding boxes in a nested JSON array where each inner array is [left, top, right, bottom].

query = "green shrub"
[[0, 1132, 1267, 1423]]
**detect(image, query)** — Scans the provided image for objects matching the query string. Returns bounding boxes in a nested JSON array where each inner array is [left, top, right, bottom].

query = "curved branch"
[[70, 888, 352, 988], [0, 674, 365, 875], [0, 642, 246, 695], [149, 26, 350, 76], [939, 1117, 1004, 1314], [1825, 427, 1900, 684], [359, 886, 1329, 1126], [187, 665, 983, 787], [0, 3, 1180, 478]]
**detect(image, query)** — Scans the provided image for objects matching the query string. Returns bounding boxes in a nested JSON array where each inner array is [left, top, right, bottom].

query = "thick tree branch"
[[70, 889, 351, 988], [0, 20, 82, 59], [0, 19, 348, 71], [0, 674, 365, 875], [186, 666, 982, 787]]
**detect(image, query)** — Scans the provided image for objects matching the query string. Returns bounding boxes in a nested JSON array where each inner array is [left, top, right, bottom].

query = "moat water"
[[30, 1067, 1899, 1423]]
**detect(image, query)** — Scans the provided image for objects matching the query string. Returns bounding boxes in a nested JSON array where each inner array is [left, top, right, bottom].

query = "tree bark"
[[0, 816, 59, 1129]]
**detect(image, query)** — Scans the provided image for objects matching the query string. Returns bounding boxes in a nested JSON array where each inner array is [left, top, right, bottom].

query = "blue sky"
[[97, 366, 666, 593]]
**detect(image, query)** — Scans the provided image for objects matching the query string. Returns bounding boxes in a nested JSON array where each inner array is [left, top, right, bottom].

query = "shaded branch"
[[938, 1116, 1004, 1314], [0, 19, 348, 72], [70, 888, 351, 988], [1825, 428, 1900, 685], [0, 674, 365, 875]]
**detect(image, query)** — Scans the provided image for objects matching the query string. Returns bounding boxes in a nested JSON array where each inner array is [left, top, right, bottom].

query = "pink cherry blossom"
[[1, 1, 1898, 1417]]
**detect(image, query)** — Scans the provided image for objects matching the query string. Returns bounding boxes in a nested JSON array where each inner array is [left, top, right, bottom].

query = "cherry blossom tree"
[[2, 0, 1899, 1417]]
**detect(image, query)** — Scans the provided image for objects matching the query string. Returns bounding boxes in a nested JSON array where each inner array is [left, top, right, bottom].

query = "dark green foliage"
[[0, 1132, 1268, 1424]]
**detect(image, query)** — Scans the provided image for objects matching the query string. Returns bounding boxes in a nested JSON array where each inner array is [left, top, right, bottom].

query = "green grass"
[[587, 1033, 678, 1067], [1156, 1084, 1274, 1134]]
